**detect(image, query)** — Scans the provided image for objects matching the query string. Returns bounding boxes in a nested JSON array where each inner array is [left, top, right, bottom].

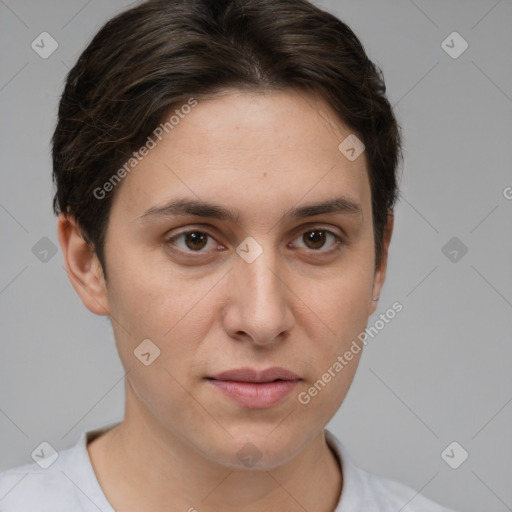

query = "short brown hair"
[[52, 0, 402, 277]]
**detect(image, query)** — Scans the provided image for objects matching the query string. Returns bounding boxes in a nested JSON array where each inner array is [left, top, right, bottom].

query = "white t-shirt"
[[0, 424, 457, 512]]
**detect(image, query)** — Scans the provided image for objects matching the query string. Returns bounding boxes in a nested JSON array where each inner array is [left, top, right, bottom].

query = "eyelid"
[[289, 222, 344, 240]]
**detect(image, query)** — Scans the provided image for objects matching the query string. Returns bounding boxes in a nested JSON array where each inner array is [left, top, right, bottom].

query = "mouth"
[[206, 367, 301, 409]]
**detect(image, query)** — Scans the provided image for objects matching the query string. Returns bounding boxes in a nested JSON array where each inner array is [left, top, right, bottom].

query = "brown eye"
[[291, 228, 342, 252], [183, 232, 208, 251], [167, 230, 216, 252], [303, 230, 328, 250]]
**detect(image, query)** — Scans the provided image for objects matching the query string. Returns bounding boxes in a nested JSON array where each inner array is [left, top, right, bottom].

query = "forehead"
[[109, 89, 371, 225]]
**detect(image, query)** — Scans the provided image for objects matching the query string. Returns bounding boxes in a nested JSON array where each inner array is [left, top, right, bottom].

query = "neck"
[[87, 386, 343, 512]]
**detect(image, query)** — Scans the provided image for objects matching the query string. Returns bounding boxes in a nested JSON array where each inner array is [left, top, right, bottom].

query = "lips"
[[206, 367, 301, 409], [208, 367, 300, 383]]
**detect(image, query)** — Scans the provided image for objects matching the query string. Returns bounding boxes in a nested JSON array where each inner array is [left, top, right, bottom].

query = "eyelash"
[[164, 226, 344, 256]]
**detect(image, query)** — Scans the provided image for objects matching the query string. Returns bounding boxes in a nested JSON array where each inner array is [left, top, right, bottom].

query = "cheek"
[[291, 252, 373, 410], [105, 254, 219, 374], [107, 267, 217, 424], [106, 249, 193, 332], [296, 259, 374, 343]]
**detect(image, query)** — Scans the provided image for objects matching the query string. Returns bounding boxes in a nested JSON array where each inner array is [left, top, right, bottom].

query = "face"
[[62, 89, 391, 470]]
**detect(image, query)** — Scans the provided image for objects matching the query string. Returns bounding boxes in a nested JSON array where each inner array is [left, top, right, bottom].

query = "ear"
[[369, 211, 394, 316], [57, 213, 110, 316]]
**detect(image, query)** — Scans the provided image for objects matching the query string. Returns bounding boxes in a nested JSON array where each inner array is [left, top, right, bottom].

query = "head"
[[54, 0, 402, 469]]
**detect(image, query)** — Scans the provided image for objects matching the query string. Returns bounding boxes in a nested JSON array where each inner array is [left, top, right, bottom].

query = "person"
[[0, 0, 458, 510]]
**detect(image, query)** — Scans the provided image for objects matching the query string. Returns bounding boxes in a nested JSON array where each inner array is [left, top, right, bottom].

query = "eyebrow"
[[136, 196, 363, 224]]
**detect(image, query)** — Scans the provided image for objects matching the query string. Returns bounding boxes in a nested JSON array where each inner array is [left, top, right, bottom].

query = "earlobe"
[[57, 213, 110, 316], [369, 211, 394, 315]]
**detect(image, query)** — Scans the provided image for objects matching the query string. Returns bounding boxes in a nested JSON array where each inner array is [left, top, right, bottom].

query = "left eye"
[[290, 229, 342, 251], [166, 228, 342, 253]]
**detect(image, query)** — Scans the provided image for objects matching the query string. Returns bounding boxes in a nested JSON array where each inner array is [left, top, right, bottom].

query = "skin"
[[58, 89, 393, 512]]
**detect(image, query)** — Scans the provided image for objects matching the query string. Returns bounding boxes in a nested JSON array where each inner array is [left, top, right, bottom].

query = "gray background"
[[1, 1, 511, 511]]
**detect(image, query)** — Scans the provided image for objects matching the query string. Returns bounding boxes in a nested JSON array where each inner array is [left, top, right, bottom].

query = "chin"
[[202, 427, 307, 470]]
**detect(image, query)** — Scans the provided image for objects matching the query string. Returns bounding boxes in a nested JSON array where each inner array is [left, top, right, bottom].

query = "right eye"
[[165, 230, 223, 253]]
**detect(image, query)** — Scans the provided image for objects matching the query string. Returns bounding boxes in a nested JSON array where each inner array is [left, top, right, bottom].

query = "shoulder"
[[0, 445, 81, 511], [353, 469, 456, 512], [0, 426, 116, 512], [325, 430, 458, 512]]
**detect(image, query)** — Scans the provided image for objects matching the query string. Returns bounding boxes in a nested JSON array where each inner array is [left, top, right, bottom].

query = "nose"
[[221, 248, 295, 347]]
